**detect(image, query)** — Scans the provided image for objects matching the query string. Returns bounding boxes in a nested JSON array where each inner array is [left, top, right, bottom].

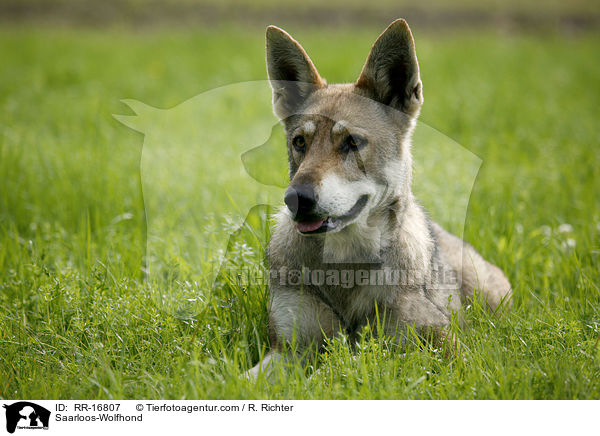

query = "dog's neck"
[[320, 183, 416, 265]]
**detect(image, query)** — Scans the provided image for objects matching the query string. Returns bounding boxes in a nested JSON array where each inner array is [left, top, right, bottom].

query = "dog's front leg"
[[245, 287, 342, 382], [386, 290, 461, 354]]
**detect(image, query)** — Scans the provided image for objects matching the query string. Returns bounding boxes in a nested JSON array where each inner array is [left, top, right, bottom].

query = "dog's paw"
[[243, 352, 284, 383]]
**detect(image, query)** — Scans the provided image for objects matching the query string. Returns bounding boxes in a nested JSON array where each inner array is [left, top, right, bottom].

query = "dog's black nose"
[[284, 184, 317, 219]]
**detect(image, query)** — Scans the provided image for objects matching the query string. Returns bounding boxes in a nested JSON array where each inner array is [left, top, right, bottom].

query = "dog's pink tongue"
[[297, 220, 324, 233]]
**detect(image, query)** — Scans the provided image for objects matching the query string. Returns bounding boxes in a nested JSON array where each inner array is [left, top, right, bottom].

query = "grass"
[[1, 25, 599, 399]]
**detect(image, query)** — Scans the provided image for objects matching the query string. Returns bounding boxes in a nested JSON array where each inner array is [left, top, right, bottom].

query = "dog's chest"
[[307, 262, 398, 327]]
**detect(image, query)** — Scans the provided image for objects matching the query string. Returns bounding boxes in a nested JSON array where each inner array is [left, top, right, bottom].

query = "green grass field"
[[1, 25, 599, 399]]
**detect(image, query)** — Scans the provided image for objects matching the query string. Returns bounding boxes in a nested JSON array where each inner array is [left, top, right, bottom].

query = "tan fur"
[[432, 222, 513, 312], [246, 19, 512, 381]]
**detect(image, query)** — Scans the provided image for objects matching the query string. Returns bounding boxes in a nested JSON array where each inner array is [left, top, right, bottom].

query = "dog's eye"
[[292, 135, 306, 152], [342, 134, 366, 152]]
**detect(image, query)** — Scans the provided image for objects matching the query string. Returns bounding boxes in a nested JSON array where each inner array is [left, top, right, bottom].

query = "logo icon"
[[2, 402, 50, 434]]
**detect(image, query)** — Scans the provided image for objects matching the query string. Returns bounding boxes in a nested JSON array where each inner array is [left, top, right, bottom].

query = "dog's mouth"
[[296, 195, 369, 235]]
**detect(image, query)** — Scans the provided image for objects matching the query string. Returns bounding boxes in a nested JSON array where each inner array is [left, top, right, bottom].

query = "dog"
[[246, 19, 512, 380]]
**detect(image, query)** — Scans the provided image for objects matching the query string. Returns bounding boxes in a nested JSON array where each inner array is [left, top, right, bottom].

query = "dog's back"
[[432, 222, 512, 311]]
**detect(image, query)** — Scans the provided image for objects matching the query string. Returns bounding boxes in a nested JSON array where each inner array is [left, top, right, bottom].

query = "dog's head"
[[266, 19, 423, 235]]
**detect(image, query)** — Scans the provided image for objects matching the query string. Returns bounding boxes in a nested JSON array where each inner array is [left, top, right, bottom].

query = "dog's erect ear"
[[355, 19, 423, 115], [266, 26, 325, 120]]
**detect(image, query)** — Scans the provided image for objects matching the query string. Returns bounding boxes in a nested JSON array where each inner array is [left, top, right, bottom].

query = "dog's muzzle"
[[285, 184, 369, 235]]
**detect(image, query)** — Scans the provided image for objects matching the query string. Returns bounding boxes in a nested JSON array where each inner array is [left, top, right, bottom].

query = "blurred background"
[[1, 0, 599, 30]]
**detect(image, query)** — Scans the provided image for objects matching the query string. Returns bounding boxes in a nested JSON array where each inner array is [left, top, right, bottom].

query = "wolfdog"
[[247, 19, 512, 379]]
